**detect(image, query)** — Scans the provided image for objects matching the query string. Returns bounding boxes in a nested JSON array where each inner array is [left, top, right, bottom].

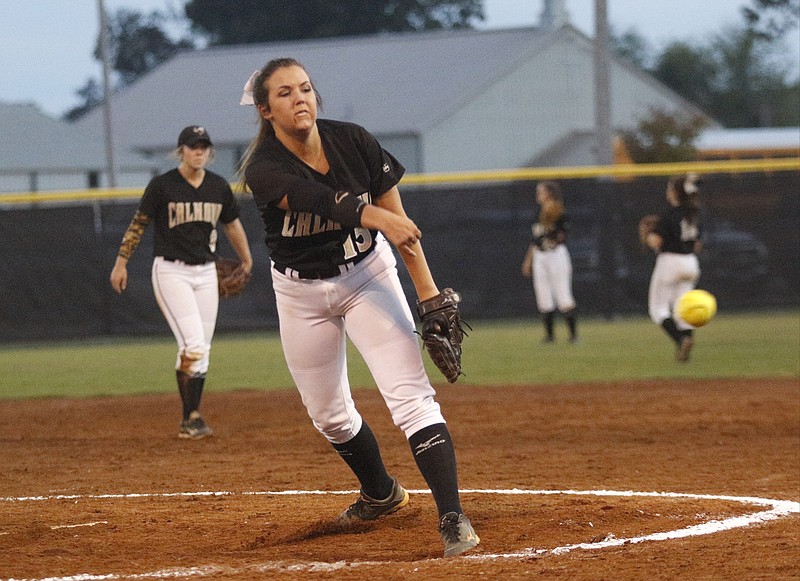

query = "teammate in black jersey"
[[238, 58, 479, 557], [521, 181, 578, 343], [643, 174, 703, 362], [110, 126, 253, 438]]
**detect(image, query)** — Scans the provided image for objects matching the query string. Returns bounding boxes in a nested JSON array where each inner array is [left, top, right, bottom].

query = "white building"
[[0, 103, 158, 193], [69, 24, 718, 184]]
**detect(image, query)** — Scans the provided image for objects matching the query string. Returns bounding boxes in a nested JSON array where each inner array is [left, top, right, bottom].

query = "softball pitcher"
[[238, 58, 478, 557], [521, 181, 578, 343], [642, 174, 703, 362], [110, 126, 253, 438]]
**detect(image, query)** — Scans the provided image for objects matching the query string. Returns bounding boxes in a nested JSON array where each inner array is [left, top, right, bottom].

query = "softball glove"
[[417, 288, 469, 383], [216, 258, 251, 298]]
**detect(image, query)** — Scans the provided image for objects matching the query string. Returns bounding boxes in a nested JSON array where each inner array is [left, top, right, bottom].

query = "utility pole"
[[97, 0, 117, 188], [593, 0, 613, 166], [593, 0, 617, 319]]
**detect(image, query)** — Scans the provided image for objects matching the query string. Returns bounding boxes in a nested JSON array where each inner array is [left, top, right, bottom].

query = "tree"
[[101, 9, 194, 88], [66, 8, 194, 120], [620, 108, 709, 163], [652, 42, 721, 112], [64, 79, 104, 121], [610, 27, 652, 70], [651, 23, 798, 127], [708, 26, 793, 126], [741, 0, 800, 40], [183, 0, 484, 46]]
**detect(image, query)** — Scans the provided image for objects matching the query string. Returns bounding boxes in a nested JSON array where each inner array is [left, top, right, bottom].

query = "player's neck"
[[276, 126, 328, 173], [178, 164, 205, 187]]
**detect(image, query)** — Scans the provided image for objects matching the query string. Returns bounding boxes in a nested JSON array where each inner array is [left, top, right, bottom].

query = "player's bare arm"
[[360, 204, 421, 257], [372, 187, 439, 301], [521, 246, 533, 278], [222, 219, 254, 274]]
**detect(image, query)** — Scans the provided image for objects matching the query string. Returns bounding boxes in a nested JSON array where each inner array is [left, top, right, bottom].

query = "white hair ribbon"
[[239, 70, 260, 106]]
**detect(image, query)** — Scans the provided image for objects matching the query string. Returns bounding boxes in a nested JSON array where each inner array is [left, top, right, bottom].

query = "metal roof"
[[74, 26, 555, 149], [0, 102, 156, 173], [696, 127, 800, 152]]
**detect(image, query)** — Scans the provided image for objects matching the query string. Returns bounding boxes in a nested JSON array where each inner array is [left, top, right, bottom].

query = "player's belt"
[[273, 253, 368, 280], [162, 256, 211, 266]]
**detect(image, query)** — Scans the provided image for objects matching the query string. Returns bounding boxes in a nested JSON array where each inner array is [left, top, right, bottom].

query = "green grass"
[[1, 310, 797, 400]]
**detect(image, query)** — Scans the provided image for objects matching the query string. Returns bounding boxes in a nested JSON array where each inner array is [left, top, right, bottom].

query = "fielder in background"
[[110, 126, 253, 439], [521, 181, 578, 343], [639, 174, 703, 362], [238, 58, 479, 558]]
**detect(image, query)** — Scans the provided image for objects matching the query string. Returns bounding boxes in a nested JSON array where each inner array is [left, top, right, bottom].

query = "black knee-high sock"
[[190, 374, 206, 412], [176, 370, 193, 420], [543, 311, 555, 340], [563, 308, 577, 340], [331, 421, 393, 500], [409, 423, 462, 517], [177, 371, 206, 420], [661, 317, 683, 345]]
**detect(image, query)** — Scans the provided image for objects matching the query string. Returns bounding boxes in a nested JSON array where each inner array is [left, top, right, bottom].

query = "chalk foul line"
[[1, 488, 797, 581]]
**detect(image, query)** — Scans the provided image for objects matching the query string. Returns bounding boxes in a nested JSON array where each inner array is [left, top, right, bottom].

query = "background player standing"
[[110, 126, 253, 438], [641, 174, 703, 362], [521, 181, 578, 343], [238, 57, 479, 557]]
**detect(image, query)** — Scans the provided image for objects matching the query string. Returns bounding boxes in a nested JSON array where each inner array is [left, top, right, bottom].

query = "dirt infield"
[[1, 378, 798, 580]]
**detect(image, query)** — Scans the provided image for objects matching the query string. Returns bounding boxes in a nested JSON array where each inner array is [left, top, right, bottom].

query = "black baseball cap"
[[178, 125, 213, 147]]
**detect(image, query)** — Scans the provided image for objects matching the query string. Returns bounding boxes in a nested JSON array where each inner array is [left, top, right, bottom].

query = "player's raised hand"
[[360, 204, 421, 256]]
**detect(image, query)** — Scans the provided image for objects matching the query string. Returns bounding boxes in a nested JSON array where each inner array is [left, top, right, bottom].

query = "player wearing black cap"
[[110, 125, 253, 438]]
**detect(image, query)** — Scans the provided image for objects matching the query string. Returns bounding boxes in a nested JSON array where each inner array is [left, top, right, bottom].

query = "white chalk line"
[[1, 488, 797, 581], [50, 521, 108, 531]]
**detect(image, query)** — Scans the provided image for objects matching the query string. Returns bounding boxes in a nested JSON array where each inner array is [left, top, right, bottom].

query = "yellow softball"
[[677, 289, 717, 327]]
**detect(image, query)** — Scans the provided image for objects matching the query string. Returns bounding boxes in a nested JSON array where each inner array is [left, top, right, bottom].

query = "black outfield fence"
[[1, 163, 798, 342]]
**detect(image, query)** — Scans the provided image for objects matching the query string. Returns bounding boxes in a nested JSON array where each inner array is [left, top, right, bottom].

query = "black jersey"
[[244, 119, 405, 272], [531, 214, 567, 251], [139, 168, 241, 264], [655, 206, 701, 254]]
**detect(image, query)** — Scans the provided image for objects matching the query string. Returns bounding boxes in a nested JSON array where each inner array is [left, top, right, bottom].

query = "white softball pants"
[[532, 244, 575, 313], [271, 239, 444, 444], [648, 252, 700, 329], [151, 257, 218, 375]]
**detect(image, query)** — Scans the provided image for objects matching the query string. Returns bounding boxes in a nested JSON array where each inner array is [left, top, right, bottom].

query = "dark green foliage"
[[103, 9, 194, 86], [620, 108, 709, 164], [741, 0, 800, 40], [183, 0, 484, 45]]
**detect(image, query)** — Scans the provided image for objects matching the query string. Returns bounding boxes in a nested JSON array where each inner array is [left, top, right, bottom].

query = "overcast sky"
[[1, 0, 796, 118]]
